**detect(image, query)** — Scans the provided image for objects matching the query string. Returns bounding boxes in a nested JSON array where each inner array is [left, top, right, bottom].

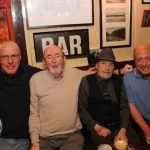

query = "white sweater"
[[29, 66, 92, 144]]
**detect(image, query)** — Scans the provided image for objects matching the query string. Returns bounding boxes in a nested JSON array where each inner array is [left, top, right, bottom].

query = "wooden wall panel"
[[11, 0, 28, 65]]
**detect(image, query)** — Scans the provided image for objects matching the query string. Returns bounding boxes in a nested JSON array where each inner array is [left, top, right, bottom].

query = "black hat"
[[95, 48, 120, 69]]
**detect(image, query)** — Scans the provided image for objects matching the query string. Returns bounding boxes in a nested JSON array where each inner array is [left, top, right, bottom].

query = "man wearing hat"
[[78, 48, 140, 147]]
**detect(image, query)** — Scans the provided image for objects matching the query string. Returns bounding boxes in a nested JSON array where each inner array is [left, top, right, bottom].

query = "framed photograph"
[[25, 0, 94, 29], [99, 0, 132, 48], [33, 29, 89, 62], [0, 0, 5, 3], [0, 0, 15, 43], [141, 10, 150, 27], [142, 0, 150, 4]]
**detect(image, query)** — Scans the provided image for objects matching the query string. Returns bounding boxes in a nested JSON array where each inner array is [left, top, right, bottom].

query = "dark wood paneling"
[[11, 0, 28, 65]]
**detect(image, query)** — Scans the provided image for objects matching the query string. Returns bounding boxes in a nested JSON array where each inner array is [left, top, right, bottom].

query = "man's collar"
[[134, 68, 150, 80], [134, 68, 144, 78], [46, 70, 64, 80], [96, 73, 111, 84]]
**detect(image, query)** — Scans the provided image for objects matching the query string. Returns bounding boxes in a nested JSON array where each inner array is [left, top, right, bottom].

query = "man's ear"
[[63, 56, 66, 66], [95, 63, 98, 70]]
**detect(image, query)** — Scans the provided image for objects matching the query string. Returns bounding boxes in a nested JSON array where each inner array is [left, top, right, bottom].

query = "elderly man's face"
[[95, 60, 114, 80], [0, 42, 21, 76], [134, 45, 150, 78], [43, 46, 66, 76]]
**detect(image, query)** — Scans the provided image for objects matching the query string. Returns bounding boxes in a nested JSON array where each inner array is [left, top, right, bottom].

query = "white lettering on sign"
[[70, 35, 81, 54], [42, 38, 54, 51], [41, 35, 82, 55], [58, 36, 69, 55]]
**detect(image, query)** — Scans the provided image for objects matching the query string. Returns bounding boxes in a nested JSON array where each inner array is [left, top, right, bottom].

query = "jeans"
[[0, 138, 30, 150]]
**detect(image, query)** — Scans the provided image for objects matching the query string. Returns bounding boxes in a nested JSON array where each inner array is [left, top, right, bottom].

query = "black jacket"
[[0, 64, 41, 138]]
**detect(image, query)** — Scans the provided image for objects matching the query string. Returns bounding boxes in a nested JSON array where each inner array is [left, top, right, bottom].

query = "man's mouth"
[[7, 66, 14, 69]]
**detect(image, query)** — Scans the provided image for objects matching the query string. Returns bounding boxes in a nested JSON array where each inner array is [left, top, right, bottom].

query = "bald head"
[[134, 44, 150, 79], [134, 44, 150, 60], [0, 41, 21, 54], [43, 45, 63, 58]]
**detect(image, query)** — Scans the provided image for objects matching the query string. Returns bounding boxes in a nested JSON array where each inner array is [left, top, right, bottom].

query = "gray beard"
[[49, 66, 63, 76]]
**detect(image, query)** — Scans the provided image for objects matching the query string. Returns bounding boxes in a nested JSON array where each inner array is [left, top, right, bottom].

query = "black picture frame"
[[141, 10, 150, 27], [33, 29, 89, 62], [99, 0, 132, 49], [25, 0, 94, 29], [142, 0, 150, 4]]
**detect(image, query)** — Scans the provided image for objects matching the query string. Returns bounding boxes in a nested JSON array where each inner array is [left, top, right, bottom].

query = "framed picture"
[[0, 0, 15, 43], [25, 0, 94, 29], [99, 0, 132, 48], [141, 10, 150, 27], [33, 29, 89, 62], [0, 0, 5, 3], [142, 0, 150, 4]]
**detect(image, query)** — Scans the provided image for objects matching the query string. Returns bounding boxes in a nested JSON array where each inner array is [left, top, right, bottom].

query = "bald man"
[[0, 41, 41, 150], [123, 44, 150, 144], [29, 45, 94, 150]]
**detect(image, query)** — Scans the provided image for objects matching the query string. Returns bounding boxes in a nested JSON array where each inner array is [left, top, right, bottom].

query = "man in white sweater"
[[29, 45, 92, 150]]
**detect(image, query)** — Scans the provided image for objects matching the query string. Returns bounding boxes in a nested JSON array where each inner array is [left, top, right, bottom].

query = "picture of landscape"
[[106, 0, 126, 3], [100, 0, 131, 48], [106, 8, 126, 23], [106, 27, 125, 42]]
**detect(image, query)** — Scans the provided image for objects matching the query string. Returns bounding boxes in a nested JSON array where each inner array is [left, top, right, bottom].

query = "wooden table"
[[113, 142, 150, 150], [127, 142, 150, 150], [82, 126, 150, 150]]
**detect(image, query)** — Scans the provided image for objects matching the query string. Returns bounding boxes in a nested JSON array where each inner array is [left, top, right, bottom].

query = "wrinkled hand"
[[144, 128, 150, 144], [94, 124, 111, 137], [121, 64, 133, 75], [115, 128, 127, 141], [87, 66, 96, 71], [30, 142, 40, 150]]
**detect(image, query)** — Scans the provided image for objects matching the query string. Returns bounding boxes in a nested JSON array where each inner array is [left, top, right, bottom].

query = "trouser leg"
[[91, 129, 119, 148], [136, 117, 150, 143], [40, 137, 56, 150], [40, 130, 84, 150], [126, 127, 140, 142], [14, 138, 30, 150], [59, 130, 84, 150], [0, 138, 15, 150]]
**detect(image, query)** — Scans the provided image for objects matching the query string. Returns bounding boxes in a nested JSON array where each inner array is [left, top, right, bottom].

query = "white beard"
[[49, 64, 63, 76]]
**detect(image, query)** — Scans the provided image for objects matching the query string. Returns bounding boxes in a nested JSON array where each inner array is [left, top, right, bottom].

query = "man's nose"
[[8, 56, 13, 64], [141, 59, 146, 65], [52, 57, 56, 63], [105, 63, 110, 69]]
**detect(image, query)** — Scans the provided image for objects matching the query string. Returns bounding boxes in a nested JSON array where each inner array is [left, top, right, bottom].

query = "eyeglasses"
[[0, 54, 21, 61], [44, 54, 63, 61]]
